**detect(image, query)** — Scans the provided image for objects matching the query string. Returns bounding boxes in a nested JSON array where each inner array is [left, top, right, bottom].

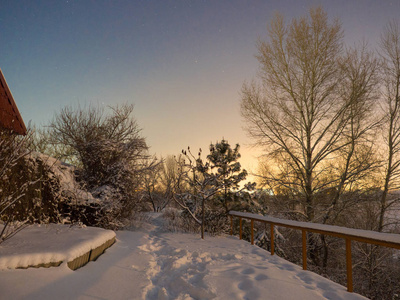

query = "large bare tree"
[[378, 21, 400, 233], [241, 8, 379, 223]]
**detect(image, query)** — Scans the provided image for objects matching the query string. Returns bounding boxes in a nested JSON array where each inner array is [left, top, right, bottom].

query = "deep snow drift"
[[0, 214, 366, 299]]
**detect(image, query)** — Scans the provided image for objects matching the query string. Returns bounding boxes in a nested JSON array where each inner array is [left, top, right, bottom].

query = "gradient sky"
[[1, 0, 399, 176]]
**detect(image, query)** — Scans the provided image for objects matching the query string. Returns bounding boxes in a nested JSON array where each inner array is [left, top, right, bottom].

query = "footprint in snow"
[[241, 267, 256, 275], [238, 278, 254, 290], [254, 274, 269, 281]]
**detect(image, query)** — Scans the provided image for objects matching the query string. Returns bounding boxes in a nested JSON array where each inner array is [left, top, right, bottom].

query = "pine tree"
[[207, 140, 253, 213], [175, 139, 255, 239]]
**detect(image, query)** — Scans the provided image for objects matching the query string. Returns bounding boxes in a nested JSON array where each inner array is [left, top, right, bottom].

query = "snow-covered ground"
[[0, 214, 367, 300]]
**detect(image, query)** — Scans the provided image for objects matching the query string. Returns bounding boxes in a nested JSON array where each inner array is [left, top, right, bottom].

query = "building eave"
[[0, 68, 27, 135]]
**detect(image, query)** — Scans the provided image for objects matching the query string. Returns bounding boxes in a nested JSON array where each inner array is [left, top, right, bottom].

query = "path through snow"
[[136, 214, 365, 300], [0, 213, 367, 299]]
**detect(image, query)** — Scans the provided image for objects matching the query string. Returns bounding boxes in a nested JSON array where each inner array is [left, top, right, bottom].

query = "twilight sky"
[[1, 0, 399, 176]]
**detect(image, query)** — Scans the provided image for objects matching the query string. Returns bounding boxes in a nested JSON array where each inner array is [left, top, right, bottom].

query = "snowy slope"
[[0, 214, 367, 300]]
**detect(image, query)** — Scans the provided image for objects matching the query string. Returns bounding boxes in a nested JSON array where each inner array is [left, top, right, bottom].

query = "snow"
[[31, 152, 97, 204], [0, 214, 367, 299], [230, 211, 400, 247], [0, 224, 116, 270]]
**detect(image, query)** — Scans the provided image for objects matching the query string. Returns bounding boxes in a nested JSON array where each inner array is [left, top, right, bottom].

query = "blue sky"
[[1, 0, 399, 175]]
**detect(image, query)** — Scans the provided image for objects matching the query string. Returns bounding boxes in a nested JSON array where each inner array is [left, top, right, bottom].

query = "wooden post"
[[239, 217, 242, 240], [346, 238, 353, 292], [270, 224, 275, 255], [302, 230, 307, 270], [251, 219, 254, 245], [230, 215, 233, 236]]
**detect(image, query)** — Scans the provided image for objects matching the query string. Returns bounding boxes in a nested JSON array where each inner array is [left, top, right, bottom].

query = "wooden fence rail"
[[229, 210, 400, 293]]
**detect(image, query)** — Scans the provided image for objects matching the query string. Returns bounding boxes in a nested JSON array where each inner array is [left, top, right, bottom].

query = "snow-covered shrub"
[[9, 153, 64, 224], [0, 128, 90, 243], [45, 103, 153, 228], [201, 209, 230, 236], [163, 207, 231, 236], [163, 208, 200, 233], [2, 151, 91, 227], [1, 136, 105, 240], [124, 211, 153, 231]]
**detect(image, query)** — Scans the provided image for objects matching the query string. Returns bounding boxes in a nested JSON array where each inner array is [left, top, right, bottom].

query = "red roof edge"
[[0, 68, 27, 135]]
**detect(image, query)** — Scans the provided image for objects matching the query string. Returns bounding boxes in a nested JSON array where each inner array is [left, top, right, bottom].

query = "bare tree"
[[378, 21, 400, 233], [158, 155, 182, 210], [242, 8, 379, 221], [319, 45, 380, 224], [29, 125, 78, 165], [173, 148, 220, 239], [0, 129, 32, 243], [47, 103, 150, 228], [142, 157, 162, 212], [140, 156, 174, 212], [242, 7, 339, 222], [241, 8, 381, 267]]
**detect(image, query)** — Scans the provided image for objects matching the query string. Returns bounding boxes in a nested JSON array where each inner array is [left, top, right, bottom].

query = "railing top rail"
[[229, 211, 400, 249]]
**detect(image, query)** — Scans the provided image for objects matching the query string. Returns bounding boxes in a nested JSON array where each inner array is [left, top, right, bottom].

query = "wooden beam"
[[251, 219, 254, 245], [302, 230, 307, 270], [270, 224, 275, 255], [230, 215, 233, 236], [346, 238, 353, 292], [239, 217, 242, 240]]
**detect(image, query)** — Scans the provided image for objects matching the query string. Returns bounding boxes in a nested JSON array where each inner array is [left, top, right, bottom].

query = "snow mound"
[[0, 224, 115, 270], [31, 152, 97, 204]]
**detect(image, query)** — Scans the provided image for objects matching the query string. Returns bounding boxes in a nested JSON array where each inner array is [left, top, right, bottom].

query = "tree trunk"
[[379, 118, 394, 232], [201, 196, 205, 239]]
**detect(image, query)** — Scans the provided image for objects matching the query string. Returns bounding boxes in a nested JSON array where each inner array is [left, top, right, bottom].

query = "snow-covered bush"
[[45, 103, 153, 228], [28, 152, 99, 226], [1, 127, 97, 243], [1, 148, 96, 237], [9, 153, 63, 224], [163, 207, 232, 236], [162, 208, 200, 233], [1, 128, 106, 244]]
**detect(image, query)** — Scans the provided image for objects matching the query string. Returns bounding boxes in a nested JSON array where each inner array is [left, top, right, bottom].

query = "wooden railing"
[[229, 210, 400, 293]]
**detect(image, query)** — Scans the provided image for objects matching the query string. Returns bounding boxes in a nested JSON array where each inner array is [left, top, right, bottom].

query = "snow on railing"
[[228, 210, 400, 293]]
